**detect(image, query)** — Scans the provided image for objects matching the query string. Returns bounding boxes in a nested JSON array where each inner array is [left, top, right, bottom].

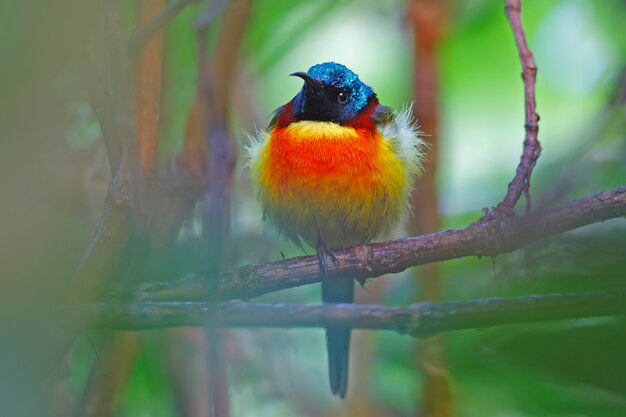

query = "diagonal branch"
[[81, 289, 626, 335], [128, 0, 199, 54], [70, 1, 138, 302], [130, 186, 626, 303]]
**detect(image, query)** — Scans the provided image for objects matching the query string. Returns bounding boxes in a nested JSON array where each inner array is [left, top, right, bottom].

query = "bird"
[[247, 62, 424, 398]]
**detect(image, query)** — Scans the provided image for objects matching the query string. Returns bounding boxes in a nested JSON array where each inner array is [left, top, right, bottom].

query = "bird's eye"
[[337, 91, 349, 104]]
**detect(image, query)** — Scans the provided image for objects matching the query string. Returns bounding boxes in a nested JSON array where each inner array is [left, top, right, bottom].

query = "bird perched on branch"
[[248, 62, 424, 398]]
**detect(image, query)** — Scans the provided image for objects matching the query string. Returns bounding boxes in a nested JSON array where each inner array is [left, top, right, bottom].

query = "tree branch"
[[195, 0, 249, 414], [69, 1, 139, 302], [408, 1, 451, 413], [134, 0, 165, 178], [495, 0, 541, 215], [129, 186, 626, 302], [82, 289, 626, 336]]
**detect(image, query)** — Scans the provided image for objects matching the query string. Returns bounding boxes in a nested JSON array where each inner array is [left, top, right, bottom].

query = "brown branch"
[[130, 186, 626, 303], [408, 1, 450, 415], [198, 0, 246, 275], [75, 5, 143, 303], [172, 0, 230, 179], [494, 0, 541, 216], [74, 332, 141, 417], [69, 139, 134, 303], [134, 0, 165, 177], [145, 0, 235, 253], [197, 1, 251, 415], [128, 0, 198, 54], [71, 10, 141, 292], [82, 289, 626, 334], [74, 2, 167, 416], [103, 1, 147, 229], [70, 162, 132, 417]]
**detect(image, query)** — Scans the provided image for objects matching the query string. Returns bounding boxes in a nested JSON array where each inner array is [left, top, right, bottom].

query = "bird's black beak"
[[290, 71, 324, 94]]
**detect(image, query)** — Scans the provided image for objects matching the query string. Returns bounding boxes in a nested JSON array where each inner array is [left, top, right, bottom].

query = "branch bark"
[[129, 0, 199, 54], [69, 1, 141, 303], [408, 1, 450, 415], [80, 289, 626, 335], [134, 0, 165, 178], [73, 2, 167, 416], [196, 0, 248, 415], [495, 0, 541, 215], [130, 186, 626, 302]]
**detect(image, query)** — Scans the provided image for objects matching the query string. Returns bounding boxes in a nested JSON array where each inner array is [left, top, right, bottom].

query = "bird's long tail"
[[322, 278, 354, 398]]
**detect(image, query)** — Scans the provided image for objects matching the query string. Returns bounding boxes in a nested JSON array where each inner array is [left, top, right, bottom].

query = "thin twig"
[[81, 289, 626, 335], [493, 0, 541, 216], [129, 186, 626, 302]]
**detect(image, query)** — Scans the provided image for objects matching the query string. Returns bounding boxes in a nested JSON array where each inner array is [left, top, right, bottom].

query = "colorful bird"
[[248, 62, 424, 398]]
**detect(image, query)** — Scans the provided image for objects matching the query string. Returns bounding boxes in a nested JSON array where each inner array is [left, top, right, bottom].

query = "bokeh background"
[[1, 0, 625, 416]]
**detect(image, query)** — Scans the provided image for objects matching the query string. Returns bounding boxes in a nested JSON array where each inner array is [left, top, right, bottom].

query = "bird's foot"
[[316, 241, 339, 279]]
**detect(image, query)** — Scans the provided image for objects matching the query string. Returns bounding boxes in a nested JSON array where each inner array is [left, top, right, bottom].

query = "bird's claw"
[[356, 276, 367, 289], [316, 242, 339, 279]]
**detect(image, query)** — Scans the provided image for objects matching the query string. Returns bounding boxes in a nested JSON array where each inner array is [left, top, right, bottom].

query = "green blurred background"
[[1, 0, 625, 416]]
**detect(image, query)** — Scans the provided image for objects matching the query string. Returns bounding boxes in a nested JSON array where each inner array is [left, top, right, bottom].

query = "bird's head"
[[290, 62, 375, 124]]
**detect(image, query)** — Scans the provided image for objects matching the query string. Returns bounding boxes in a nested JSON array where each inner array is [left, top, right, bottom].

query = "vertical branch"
[[195, 0, 251, 416], [73, 332, 141, 417], [129, 0, 199, 53], [196, 0, 246, 275], [164, 329, 212, 417], [132, 0, 166, 282], [135, 0, 165, 177], [407, 1, 452, 417], [408, 1, 444, 234], [346, 279, 388, 416], [135, 2, 233, 416], [74, 1, 165, 416], [104, 0, 147, 230], [495, 0, 540, 214], [178, 96, 210, 178], [131, 0, 166, 284]]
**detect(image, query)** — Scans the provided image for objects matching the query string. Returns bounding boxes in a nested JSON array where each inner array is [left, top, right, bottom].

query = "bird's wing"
[[371, 104, 395, 126], [267, 106, 285, 130]]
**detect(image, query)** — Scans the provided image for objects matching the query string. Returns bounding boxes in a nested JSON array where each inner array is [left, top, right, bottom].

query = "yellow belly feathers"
[[249, 119, 416, 249]]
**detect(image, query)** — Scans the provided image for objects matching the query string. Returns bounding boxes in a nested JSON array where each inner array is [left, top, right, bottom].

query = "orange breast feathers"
[[248, 109, 422, 249]]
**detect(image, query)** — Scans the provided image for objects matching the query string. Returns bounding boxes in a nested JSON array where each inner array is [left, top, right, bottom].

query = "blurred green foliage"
[[1, 0, 625, 416]]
